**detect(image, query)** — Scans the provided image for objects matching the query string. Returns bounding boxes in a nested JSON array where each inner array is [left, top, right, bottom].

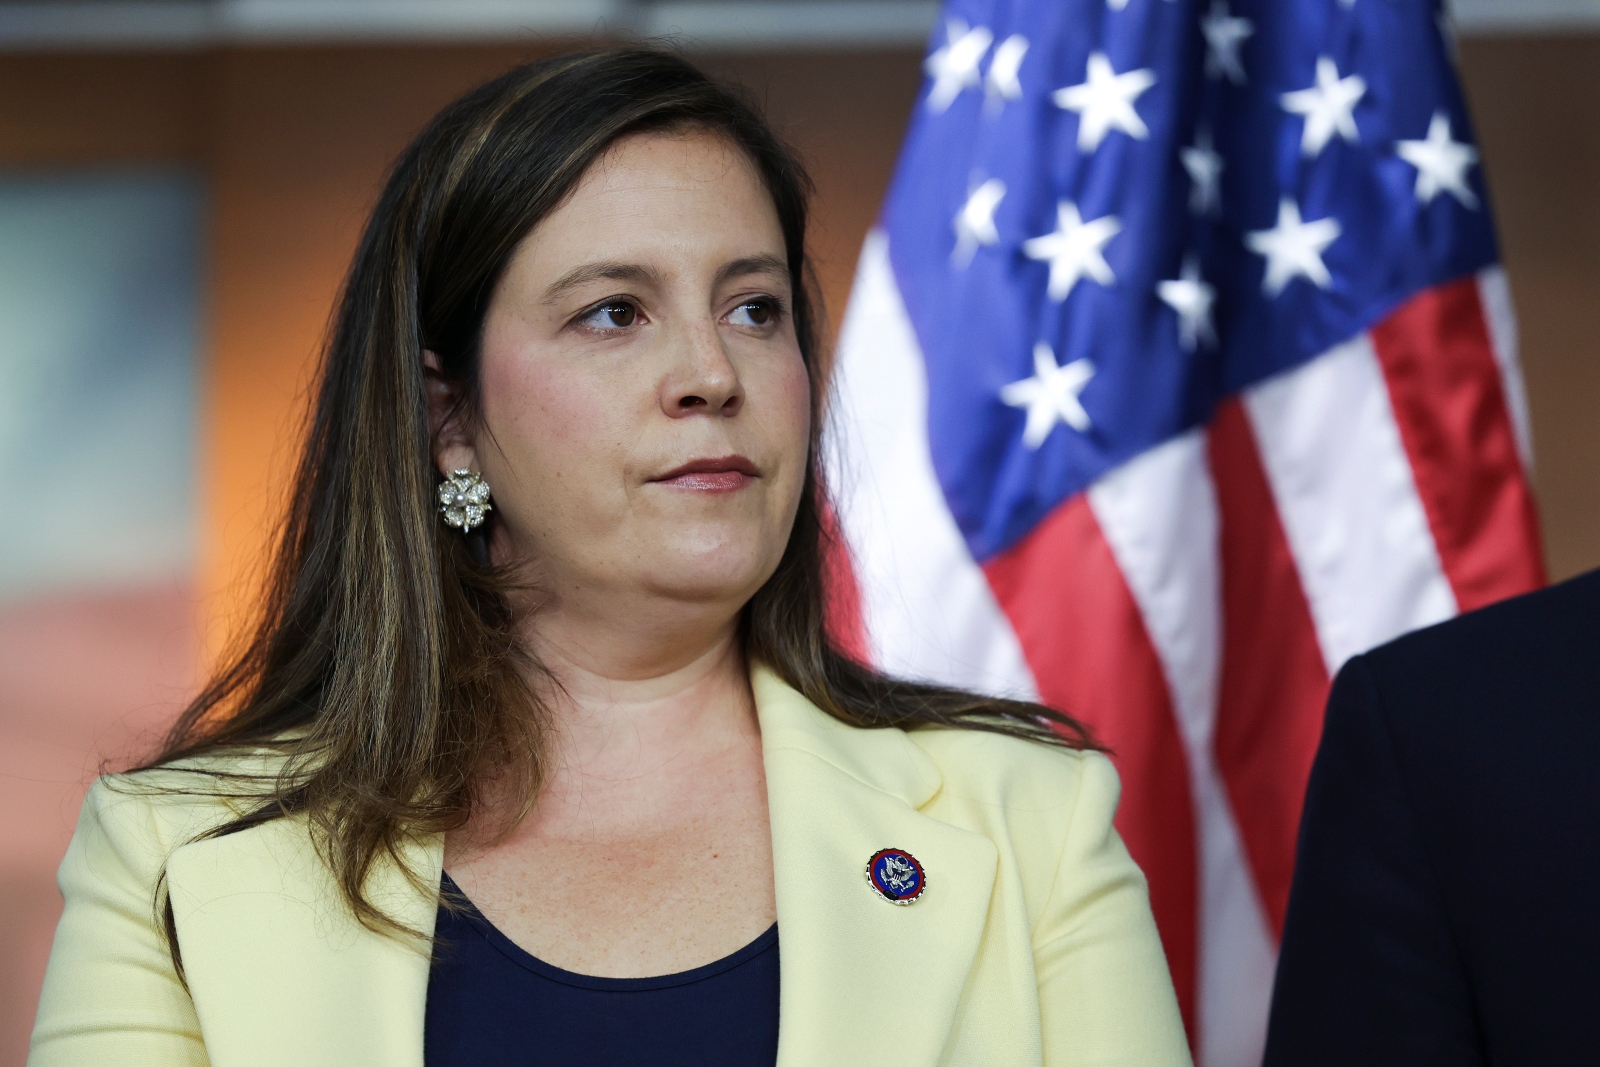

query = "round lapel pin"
[[866, 848, 927, 905]]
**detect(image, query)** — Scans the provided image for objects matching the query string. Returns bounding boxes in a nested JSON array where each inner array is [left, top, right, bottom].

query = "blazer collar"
[[165, 667, 998, 1067], [753, 664, 999, 1067], [165, 816, 442, 1067]]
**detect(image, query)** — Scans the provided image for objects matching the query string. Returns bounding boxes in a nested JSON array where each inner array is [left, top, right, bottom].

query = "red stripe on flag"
[[818, 501, 872, 665], [984, 493, 1198, 1040], [1208, 399, 1331, 936], [1370, 278, 1546, 610]]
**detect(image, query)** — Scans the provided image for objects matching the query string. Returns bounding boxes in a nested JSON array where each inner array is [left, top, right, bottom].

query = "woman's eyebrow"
[[541, 261, 661, 304], [716, 254, 790, 287]]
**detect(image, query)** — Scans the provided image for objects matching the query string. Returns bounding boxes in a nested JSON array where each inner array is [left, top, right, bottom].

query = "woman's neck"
[[444, 606, 776, 978], [521, 611, 758, 799]]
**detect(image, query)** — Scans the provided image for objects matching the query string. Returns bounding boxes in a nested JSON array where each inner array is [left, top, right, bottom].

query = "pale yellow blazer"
[[30, 666, 1191, 1067]]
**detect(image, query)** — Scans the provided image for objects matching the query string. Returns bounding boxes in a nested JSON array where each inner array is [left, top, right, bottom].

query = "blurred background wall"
[[0, 1, 1596, 1061]]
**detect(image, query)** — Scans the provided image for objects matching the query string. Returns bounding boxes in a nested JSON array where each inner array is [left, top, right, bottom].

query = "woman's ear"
[[423, 349, 477, 475]]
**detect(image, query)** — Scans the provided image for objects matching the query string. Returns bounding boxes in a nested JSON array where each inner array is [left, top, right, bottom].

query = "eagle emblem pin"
[[866, 848, 927, 905]]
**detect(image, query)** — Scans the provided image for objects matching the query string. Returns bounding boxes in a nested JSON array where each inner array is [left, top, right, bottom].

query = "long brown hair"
[[141, 48, 1097, 952]]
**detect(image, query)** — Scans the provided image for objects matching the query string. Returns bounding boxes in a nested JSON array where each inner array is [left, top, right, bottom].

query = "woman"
[[29, 49, 1189, 1067]]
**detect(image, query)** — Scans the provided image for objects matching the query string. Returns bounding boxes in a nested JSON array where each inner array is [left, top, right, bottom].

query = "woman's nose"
[[665, 323, 744, 417]]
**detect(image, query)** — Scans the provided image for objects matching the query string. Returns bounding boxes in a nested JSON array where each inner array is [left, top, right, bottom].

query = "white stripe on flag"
[[1476, 265, 1533, 473], [1244, 335, 1458, 673], [1089, 435, 1276, 1067], [826, 230, 1039, 699]]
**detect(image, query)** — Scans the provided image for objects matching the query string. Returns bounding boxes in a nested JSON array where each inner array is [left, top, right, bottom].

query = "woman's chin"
[[636, 548, 775, 606]]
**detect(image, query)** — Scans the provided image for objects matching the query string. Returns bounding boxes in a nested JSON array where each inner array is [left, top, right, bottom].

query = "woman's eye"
[[581, 301, 637, 329], [729, 300, 777, 327]]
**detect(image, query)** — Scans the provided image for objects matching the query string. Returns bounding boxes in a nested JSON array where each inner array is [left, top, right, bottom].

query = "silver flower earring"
[[438, 468, 492, 533]]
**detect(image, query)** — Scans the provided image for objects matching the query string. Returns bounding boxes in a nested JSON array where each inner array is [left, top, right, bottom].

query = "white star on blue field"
[[882, 0, 1497, 560]]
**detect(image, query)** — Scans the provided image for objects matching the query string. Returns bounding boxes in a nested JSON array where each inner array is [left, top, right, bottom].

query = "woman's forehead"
[[560, 129, 772, 228], [503, 129, 784, 289]]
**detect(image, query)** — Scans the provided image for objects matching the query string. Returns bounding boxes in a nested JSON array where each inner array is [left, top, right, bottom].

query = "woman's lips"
[[657, 470, 754, 491], [652, 455, 759, 492]]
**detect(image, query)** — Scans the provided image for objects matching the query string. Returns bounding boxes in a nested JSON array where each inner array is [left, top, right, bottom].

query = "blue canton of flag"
[[884, 0, 1497, 562]]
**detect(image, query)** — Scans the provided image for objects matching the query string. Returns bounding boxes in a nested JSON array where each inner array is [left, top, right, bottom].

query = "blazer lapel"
[[160, 668, 994, 1067], [164, 816, 444, 1067], [753, 666, 999, 1067]]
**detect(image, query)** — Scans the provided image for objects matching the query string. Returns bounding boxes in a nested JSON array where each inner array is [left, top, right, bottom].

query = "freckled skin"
[[428, 129, 807, 978]]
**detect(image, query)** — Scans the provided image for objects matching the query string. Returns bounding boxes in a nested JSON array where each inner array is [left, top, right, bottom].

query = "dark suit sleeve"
[[1263, 655, 1484, 1067]]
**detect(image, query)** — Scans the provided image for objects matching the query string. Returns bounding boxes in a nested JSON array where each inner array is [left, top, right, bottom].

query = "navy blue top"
[[425, 873, 780, 1066]]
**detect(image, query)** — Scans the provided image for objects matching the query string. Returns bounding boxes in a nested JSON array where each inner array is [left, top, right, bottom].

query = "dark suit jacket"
[[1265, 568, 1600, 1066]]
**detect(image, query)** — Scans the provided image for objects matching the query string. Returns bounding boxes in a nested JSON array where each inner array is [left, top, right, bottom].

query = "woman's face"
[[438, 129, 811, 623]]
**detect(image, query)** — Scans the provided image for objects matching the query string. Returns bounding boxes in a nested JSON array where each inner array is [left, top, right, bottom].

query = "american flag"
[[823, 0, 1544, 1062]]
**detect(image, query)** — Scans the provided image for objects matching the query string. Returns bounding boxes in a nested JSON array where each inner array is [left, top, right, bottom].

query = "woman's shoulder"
[[906, 727, 1127, 921], [76, 745, 296, 870], [908, 726, 1118, 860], [907, 724, 1116, 814]]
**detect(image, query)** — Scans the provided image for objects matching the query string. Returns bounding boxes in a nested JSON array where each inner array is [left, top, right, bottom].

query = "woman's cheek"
[[488, 356, 602, 467], [776, 355, 813, 455]]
